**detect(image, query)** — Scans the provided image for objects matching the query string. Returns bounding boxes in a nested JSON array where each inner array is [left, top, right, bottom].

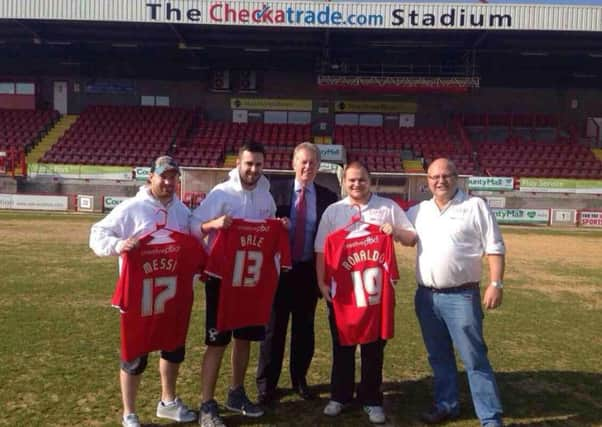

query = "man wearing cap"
[[90, 155, 197, 427]]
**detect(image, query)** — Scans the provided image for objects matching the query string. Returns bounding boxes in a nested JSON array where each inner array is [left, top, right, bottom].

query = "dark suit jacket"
[[270, 179, 338, 295]]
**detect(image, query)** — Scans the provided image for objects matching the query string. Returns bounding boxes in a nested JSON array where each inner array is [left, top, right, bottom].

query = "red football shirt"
[[112, 229, 206, 361], [324, 223, 399, 346], [205, 218, 292, 331]]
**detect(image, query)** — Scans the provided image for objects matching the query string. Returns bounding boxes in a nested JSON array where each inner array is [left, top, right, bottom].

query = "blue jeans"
[[415, 286, 503, 427]]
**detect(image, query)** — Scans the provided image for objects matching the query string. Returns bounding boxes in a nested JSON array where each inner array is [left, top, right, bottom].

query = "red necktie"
[[293, 186, 306, 261]]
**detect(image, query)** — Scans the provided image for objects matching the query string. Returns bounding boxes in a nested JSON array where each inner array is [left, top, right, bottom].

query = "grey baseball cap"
[[151, 155, 180, 175]]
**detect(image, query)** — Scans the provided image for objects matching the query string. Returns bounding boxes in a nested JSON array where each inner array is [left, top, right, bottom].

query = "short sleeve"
[[314, 205, 335, 253], [392, 202, 415, 232], [475, 198, 505, 255]]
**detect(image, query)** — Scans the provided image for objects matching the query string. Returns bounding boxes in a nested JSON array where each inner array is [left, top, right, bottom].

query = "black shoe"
[[257, 390, 276, 406], [420, 406, 460, 424], [293, 381, 317, 400]]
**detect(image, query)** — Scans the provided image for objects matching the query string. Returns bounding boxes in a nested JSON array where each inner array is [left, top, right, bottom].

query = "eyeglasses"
[[427, 174, 456, 181]]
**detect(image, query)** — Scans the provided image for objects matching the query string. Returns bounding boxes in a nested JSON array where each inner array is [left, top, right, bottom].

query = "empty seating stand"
[[335, 125, 474, 174], [0, 109, 59, 153], [478, 140, 602, 179], [40, 105, 191, 167], [171, 120, 310, 170]]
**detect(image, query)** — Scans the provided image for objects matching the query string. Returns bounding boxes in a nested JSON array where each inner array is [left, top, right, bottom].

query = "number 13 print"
[[232, 250, 263, 287]]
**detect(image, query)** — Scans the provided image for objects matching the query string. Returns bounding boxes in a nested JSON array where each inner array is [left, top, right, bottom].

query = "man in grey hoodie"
[[191, 141, 279, 427]]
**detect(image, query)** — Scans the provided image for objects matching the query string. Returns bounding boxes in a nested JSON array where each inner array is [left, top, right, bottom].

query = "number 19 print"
[[324, 224, 399, 346]]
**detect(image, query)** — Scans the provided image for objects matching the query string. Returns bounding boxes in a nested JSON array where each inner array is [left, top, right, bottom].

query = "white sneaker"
[[364, 405, 386, 424], [323, 400, 344, 416], [122, 413, 141, 427], [156, 397, 197, 422]]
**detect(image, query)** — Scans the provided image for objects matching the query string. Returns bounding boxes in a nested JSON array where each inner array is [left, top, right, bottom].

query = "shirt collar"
[[294, 180, 314, 194], [430, 188, 465, 213]]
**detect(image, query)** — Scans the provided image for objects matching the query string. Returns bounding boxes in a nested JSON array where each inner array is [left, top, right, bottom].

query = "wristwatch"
[[490, 280, 504, 289]]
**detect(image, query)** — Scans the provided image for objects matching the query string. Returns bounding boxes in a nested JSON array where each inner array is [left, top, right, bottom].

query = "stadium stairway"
[[593, 148, 602, 161], [27, 114, 78, 163], [402, 159, 425, 173], [223, 153, 237, 168]]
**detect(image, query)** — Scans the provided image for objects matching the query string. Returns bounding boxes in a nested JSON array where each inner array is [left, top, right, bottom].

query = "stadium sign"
[[493, 208, 550, 224], [103, 196, 129, 212], [230, 98, 312, 111], [520, 177, 602, 194], [579, 210, 602, 227], [334, 100, 417, 113], [317, 144, 345, 163], [469, 176, 514, 191], [134, 167, 151, 181], [0, 193, 69, 211], [1, 1, 601, 32], [550, 208, 577, 226]]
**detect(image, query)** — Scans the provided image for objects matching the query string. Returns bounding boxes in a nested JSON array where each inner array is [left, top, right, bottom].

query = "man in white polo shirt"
[[407, 158, 505, 427], [315, 161, 416, 425]]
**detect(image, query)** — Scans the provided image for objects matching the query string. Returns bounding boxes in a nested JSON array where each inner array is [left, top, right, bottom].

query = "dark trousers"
[[256, 261, 319, 394], [328, 304, 386, 406]]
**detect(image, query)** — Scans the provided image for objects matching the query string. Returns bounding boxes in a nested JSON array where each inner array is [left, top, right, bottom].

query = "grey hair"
[[293, 141, 321, 164]]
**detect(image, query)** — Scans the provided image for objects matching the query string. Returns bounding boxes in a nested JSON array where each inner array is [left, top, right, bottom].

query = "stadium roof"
[[1, 1, 602, 31], [0, 2, 601, 87]]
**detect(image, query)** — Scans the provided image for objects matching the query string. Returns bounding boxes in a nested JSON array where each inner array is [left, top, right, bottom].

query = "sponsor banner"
[[0, 193, 69, 211], [520, 178, 602, 194], [134, 167, 151, 181], [2, 1, 602, 32], [579, 210, 602, 228], [493, 208, 549, 224], [469, 176, 514, 191], [335, 100, 417, 113], [77, 195, 94, 212], [103, 195, 129, 212], [550, 209, 577, 226], [85, 80, 135, 94], [29, 163, 132, 180], [575, 180, 602, 195], [230, 97, 312, 111], [318, 144, 345, 163], [485, 196, 506, 208]]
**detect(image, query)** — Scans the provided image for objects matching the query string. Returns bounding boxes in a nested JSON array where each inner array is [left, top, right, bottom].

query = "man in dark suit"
[[256, 142, 338, 404]]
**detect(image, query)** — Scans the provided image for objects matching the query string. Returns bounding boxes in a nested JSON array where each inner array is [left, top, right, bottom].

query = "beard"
[[239, 171, 260, 188]]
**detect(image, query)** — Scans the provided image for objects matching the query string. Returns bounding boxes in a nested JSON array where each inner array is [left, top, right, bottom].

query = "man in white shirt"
[[314, 161, 416, 425], [191, 141, 278, 427], [89, 156, 196, 427], [407, 158, 505, 427]]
